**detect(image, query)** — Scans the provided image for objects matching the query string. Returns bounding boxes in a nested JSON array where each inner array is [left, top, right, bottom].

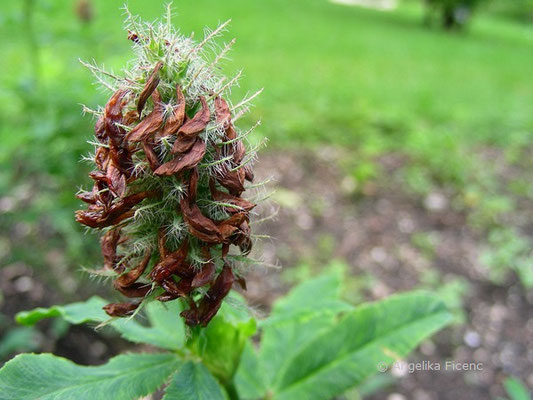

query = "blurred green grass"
[[2, 0, 533, 148]]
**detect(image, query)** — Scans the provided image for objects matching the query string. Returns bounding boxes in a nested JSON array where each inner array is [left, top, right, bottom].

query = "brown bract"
[[75, 191, 153, 229], [104, 89, 129, 146], [150, 240, 190, 283], [164, 86, 186, 134], [172, 135, 197, 154], [181, 264, 234, 327], [214, 96, 231, 128], [114, 250, 152, 288], [191, 259, 215, 288], [180, 197, 222, 243], [154, 138, 206, 176], [209, 179, 255, 214], [142, 141, 160, 171], [107, 164, 127, 198], [178, 96, 210, 139], [101, 229, 121, 271], [137, 61, 163, 115], [127, 90, 164, 143], [103, 302, 139, 317], [216, 166, 246, 196], [113, 281, 152, 298]]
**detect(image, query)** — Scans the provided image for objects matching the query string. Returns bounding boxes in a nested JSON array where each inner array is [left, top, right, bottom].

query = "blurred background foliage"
[[1, 0, 532, 273], [0, 0, 532, 397]]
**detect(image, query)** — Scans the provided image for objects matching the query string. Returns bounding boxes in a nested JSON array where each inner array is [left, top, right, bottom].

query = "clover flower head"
[[76, 5, 264, 326]]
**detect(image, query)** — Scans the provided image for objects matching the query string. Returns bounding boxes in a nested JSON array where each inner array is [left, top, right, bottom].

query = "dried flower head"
[[77, 6, 264, 327]]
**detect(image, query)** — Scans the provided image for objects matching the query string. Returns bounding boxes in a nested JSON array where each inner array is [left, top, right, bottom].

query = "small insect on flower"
[[77, 6, 264, 327]]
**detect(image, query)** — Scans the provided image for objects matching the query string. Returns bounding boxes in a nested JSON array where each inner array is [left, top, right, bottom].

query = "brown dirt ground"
[[245, 149, 533, 400]]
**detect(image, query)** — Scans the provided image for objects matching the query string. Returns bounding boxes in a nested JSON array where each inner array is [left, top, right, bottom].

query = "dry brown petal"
[[94, 147, 110, 171], [233, 140, 246, 164], [95, 181, 113, 206], [217, 166, 245, 196], [127, 101, 164, 142], [95, 115, 105, 141], [101, 229, 121, 271], [181, 264, 234, 327], [113, 281, 151, 298], [164, 85, 186, 134], [178, 96, 210, 138], [188, 168, 199, 203], [155, 139, 206, 176], [150, 239, 189, 283], [214, 96, 231, 127], [76, 191, 153, 229], [209, 179, 255, 214], [217, 213, 248, 242], [142, 141, 160, 171], [137, 61, 162, 115], [123, 110, 139, 125], [171, 135, 197, 154], [104, 89, 129, 145], [191, 258, 215, 288], [236, 221, 252, 255], [225, 124, 238, 141], [114, 249, 151, 288], [237, 276, 247, 291], [179, 197, 222, 243], [244, 164, 254, 182], [76, 189, 97, 204], [107, 164, 127, 198], [109, 144, 133, 175], [161, 277, 193, 297], [103, 302, 139, 317], [89, 170, 109, 184]]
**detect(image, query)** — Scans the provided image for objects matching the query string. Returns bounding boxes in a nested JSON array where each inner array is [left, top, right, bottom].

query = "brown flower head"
[[77, 8, 263, 327]]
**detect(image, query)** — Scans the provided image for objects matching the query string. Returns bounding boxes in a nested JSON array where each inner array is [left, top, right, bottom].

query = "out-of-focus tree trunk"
[[442, 6, 457, 29]]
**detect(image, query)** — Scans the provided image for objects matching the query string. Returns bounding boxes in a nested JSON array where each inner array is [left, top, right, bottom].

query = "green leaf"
[[234, 341, 266, 400], [112, 300, 187, 350], [163, 361, 226, 400], [0, 352, 181, 400], [15, 297, 187, 350], [188, 293, 256, 384], [272, 291, 452, 400], [16, 296, 108, 326], [0, 327, 41, 358], [265, 263, 353, 325], [236, 267, 353, 398], [504, 377, 531, 400]]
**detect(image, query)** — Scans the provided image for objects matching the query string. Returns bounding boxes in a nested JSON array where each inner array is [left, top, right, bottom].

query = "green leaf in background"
[[163, 361, 226, 400], [15, 296, 187, 350], [272, 291, 452, 400], [236, 267, 354, 398], [264, 262, 353, 325], [188, 293, 256, 385], [0, 352, 181, 400], [0, 327, 42, 359], [112, 300, 187, 350], [234, 342, 266, 400], [16, 296, 108, 326], [504, 377, 532, 400]]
